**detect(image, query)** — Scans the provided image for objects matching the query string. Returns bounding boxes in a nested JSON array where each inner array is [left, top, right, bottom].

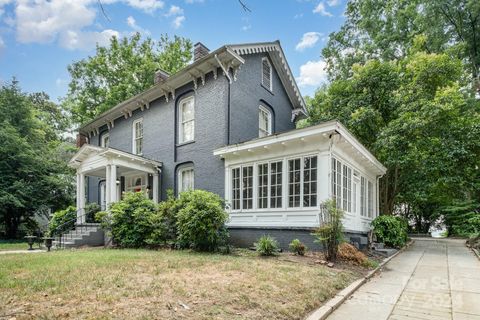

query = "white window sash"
[[178, 96, 195, 143]]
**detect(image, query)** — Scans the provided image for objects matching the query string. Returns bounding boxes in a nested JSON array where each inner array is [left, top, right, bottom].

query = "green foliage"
[[108, 192, 158, 248], [147, 190, 179, 247], [0, 79, 74, 238], [49, 206, 77, 235], [254, 235, 279, 256], [289, 239, 307, 256], [372, 215, 408, 248], [312, 200, 344, 261], [443, 201, 480, 237], [176, 190, 229, 252], [65, 33, 193, 125], [85, 203, 101, 223]]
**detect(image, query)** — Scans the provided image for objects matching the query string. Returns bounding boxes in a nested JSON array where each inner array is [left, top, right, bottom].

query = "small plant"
[[254, 235, 278, 256], [312, 199, 344, 261], [289, 239, 307, 256], [372, 215, 408, 248]]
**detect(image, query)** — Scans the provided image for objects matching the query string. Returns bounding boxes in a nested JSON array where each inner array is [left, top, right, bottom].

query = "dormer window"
[[133, 118, 143, 155], [261, 57, 272, 91], [259, 105, 272, 138], [178, 96, 195, 144]]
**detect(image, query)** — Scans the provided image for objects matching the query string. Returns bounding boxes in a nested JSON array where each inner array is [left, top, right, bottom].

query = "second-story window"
[[101, 132, 109, 148], [259, 105, 272, 138], [133, 119, 143, 155], [178, 96, 195, 144], [262, 57, 272, 91]]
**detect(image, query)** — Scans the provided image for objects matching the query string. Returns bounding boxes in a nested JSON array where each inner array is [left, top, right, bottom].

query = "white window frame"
[[101, 132, 110, 148], [178, 96, 195, 144], [258, 105, 273, 138], [331, 156, 354, 213], [125, 174, 147, 194], [132, 118, 143, 155], [177, 165, 194, 194], [261, 57, 272, 91]]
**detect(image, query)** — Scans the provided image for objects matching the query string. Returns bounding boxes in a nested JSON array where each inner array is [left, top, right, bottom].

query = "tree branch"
[[238, 0, 251, 12]]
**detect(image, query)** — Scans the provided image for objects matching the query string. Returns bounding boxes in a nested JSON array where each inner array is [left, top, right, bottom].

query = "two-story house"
[[69, 41, 386, 248]]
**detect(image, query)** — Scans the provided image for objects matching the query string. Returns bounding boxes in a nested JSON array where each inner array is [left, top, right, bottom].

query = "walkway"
[[327, 238, 480, 320]]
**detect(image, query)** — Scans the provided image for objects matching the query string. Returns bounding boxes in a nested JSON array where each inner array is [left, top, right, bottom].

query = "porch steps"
[[54, 223, 104, 248]]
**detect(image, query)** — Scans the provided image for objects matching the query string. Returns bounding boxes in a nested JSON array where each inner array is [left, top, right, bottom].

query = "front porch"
[[69, 145, 162, 224]]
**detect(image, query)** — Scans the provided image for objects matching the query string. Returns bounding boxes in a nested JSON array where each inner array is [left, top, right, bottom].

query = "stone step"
[[54, 228, 105, 248]]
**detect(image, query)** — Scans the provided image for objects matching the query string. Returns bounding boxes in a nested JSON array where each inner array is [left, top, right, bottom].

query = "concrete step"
[[374, 248, 398, 257], [54, 228, 104, 248]]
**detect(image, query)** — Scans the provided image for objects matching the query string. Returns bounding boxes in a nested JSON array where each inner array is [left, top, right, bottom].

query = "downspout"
[[215, 54, 233, 145]]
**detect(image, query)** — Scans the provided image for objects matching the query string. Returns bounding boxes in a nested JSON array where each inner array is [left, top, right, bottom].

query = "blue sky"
[[0, 0, 346, 101]]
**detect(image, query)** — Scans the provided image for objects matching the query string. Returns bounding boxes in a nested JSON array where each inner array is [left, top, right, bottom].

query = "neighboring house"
[[69, 41, 386, 248]]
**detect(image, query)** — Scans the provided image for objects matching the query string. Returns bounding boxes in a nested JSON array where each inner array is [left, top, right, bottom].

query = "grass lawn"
[[0, 240, 31, 251], [0, 248, 364, 319]]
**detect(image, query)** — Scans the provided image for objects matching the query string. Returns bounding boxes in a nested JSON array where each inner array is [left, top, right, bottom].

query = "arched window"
[[258, 105, 272, 137], [178, 96, 195, 144], [261, 57, 272, 91], [177, 164, 194, 194]]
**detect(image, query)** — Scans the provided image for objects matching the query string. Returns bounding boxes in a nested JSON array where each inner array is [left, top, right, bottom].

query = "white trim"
[[132, 118, 143, 155], [101, 132, 110, 148], [178, 95, 195, 144]]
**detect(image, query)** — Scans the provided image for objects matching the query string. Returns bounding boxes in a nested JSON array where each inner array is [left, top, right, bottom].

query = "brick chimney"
[[194, 42, 209, 62], [76, 133, 88, 148], [154, 69, 170, 85]]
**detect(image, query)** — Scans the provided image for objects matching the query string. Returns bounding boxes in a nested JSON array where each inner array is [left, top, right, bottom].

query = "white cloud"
[[172, 15, 185, 29], [59, 29, 119, 50], [126, 15, 150, 35], [185, 0, 204, 3], [242, 24, 251, 31], [313, 2, 332, 16], [327, 0, 340, 6], [122, 0, 164, 13], [295, 32, 323, 51], [0, 36, 4, 50], [296, 59, 328, 87], [165, 5, 183, 16], [294, 13, 303, 19]]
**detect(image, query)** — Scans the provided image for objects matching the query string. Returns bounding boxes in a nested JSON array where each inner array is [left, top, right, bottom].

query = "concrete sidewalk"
[[327, 238, 480, 320]]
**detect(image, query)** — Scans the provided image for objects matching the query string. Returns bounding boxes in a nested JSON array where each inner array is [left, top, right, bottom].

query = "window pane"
[[183, 121, 194, 142], [270, 161, 282, 208], [288, 158, 301, 207], [368, 181, 373, 218], [303, 156, 317, 207], [258, 107, 271, 138], [242, 166, 253, 210], [258, 163, 268, 209], [360, 177, 366, 216], [231, 168, 241, 210]]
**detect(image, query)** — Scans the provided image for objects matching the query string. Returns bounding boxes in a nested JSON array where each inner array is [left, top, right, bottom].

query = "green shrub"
[[108, 192, 158, 248], [312, 199, 344, 261], [255, 235, 278, 256], [372, 215, 408, 248], [49, 206, 77, 235], [85, 202, 101, 223], [176, 190, 229, 251], [443, 201, 480, 237], [147, 190, 180, 247], [289, 239, 307, 256]]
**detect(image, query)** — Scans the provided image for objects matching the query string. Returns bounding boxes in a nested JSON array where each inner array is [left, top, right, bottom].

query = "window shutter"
[[262, 58, 272, 90]]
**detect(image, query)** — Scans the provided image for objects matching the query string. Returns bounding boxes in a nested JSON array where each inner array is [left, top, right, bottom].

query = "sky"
[[0, 0, 347, 102]]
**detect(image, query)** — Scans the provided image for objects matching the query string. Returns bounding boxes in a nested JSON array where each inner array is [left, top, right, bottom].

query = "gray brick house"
[[69, 41, 386, 248]]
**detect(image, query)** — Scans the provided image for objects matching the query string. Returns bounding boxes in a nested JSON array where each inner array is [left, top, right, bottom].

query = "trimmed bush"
[[289, 239, 307, 256], [176, 190, 229, 251], [147, 190, 179, 247], [49, 206, 77, 235], [372, 215, 408, 248], [85, 202, 101, 223], [108, 192, 158, 248], [312, 199, 344, 261], [255, 235, 278, 256]]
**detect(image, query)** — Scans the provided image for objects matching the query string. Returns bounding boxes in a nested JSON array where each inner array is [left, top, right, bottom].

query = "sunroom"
[[68, 145, 162, 224], [213, 120, 387, 233]]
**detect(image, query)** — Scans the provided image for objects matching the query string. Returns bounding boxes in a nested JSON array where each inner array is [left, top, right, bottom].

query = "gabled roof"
[[79, 41, 307, 137]]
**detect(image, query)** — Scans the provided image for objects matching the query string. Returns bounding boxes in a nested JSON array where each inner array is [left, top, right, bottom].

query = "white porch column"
[[152, 172, 159, 203], [105, 164, 111, 208], [77, 173, 86, 224], [110, 165, 117, 203]]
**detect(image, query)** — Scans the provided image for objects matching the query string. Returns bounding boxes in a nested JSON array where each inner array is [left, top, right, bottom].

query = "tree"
[[0, 80, 74, 238], [302, 52, 480, 231], [64, 33, 192, 125], [322, 0, 480, 89]]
